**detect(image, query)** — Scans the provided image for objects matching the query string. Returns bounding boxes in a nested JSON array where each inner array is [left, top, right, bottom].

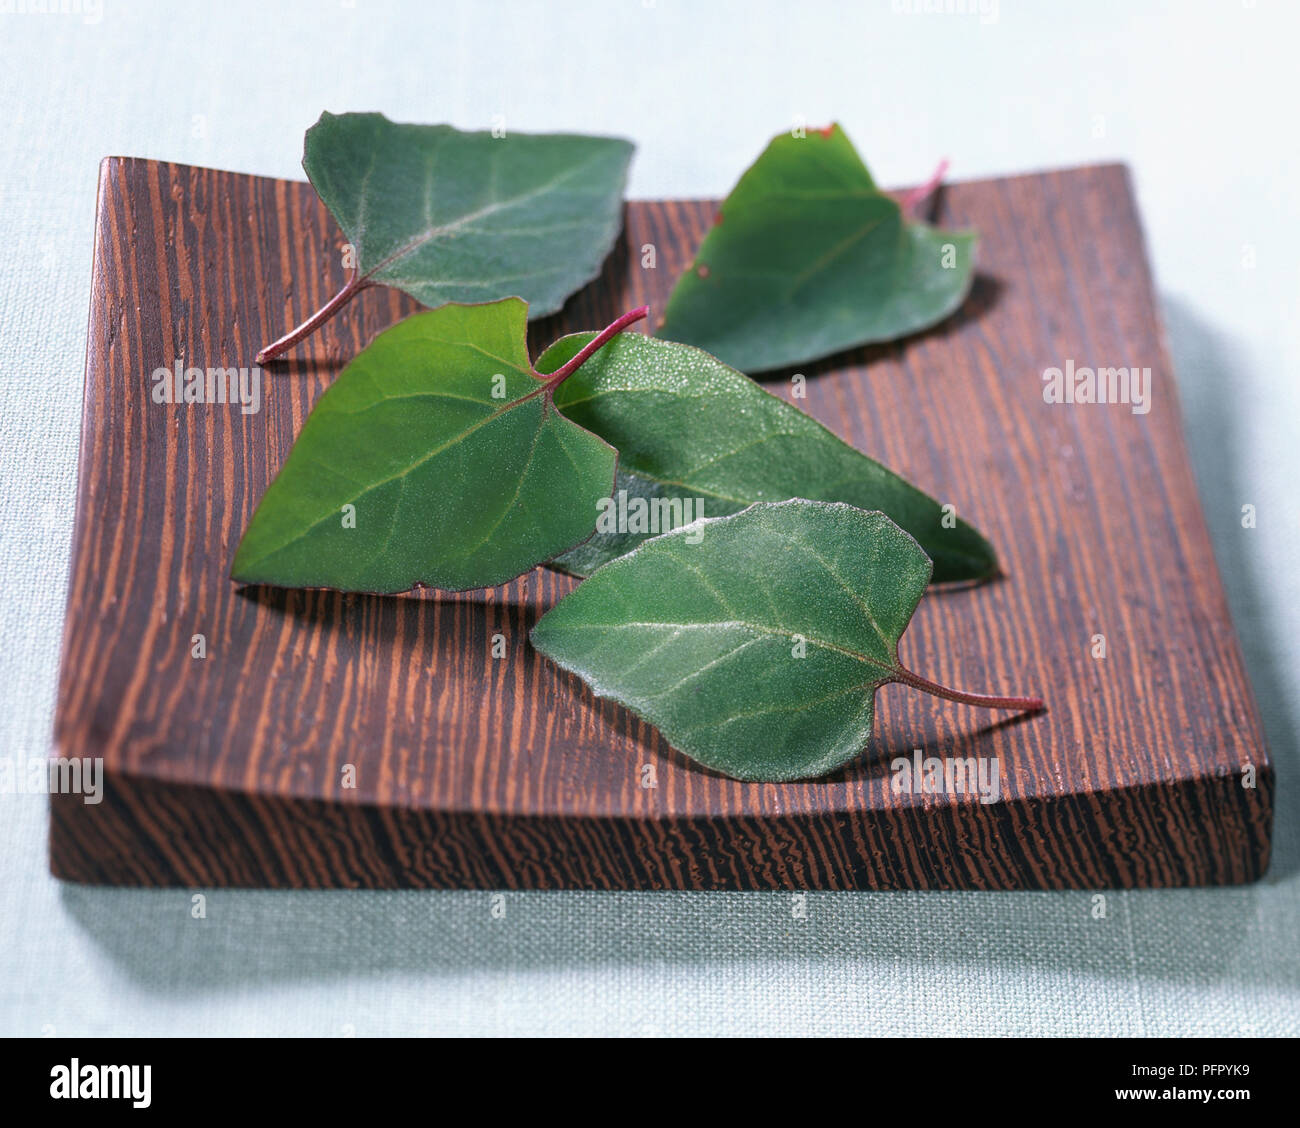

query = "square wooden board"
[[51, 157, 1273, 888]]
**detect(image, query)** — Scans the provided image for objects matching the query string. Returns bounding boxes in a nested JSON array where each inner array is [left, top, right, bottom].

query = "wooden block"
[[51, 157, 1273, 888]]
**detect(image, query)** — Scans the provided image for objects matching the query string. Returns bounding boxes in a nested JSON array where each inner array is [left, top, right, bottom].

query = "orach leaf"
[[257, 112, 634, 362], [531, 501, 1040, 782], [656, 124, 975, 374], [233, 299, 647, 594], [535, 331, 996, 582]]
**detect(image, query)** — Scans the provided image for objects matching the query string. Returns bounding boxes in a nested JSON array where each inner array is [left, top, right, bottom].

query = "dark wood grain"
[[50, 157, 1273, 888]]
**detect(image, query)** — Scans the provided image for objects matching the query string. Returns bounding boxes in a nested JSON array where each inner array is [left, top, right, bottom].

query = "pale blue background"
[[1, 0, 1296, 1036]]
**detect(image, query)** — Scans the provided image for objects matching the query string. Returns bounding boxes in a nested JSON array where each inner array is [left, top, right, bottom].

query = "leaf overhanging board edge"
[[303, 110, 636, 318], [655, 122, 977, 373]]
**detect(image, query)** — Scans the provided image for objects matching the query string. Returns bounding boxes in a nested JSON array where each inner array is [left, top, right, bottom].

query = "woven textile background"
[[1, 0, 1296, 1036]]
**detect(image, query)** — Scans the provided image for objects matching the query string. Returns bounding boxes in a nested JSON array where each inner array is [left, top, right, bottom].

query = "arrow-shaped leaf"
[[233, 299, 645, 594], [531, 501, 1040, 781], [535, 331, 996, 582], [258, 112, 634, 362], [656, 124, 975, 373]]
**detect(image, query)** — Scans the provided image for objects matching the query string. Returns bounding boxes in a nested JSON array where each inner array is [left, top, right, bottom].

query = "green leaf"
[[306, 111, 632, 314], [655, 124, 975, 373], [531, 501, 1041, 782], [233, 298, 621, 594], [535, 331, 996, 582], [259, 112, 634, 362]]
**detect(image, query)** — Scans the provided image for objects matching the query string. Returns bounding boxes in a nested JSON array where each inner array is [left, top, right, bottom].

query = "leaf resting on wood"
[[233, 299, 646, 594], [536, 331, 996, 581], [531, 501, 1040, 781], [258, 112, 633, 361], [656, 124, 975, 373]]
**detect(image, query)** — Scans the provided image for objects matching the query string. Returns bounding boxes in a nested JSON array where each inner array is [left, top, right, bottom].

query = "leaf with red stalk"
[[657, 124, 975, 373], [534, 329, 998, 583], [234, 299, 648, 594], [257, 112, 634, 364], [899, 157, 951, 219], [532, 501, 1041, 782]]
